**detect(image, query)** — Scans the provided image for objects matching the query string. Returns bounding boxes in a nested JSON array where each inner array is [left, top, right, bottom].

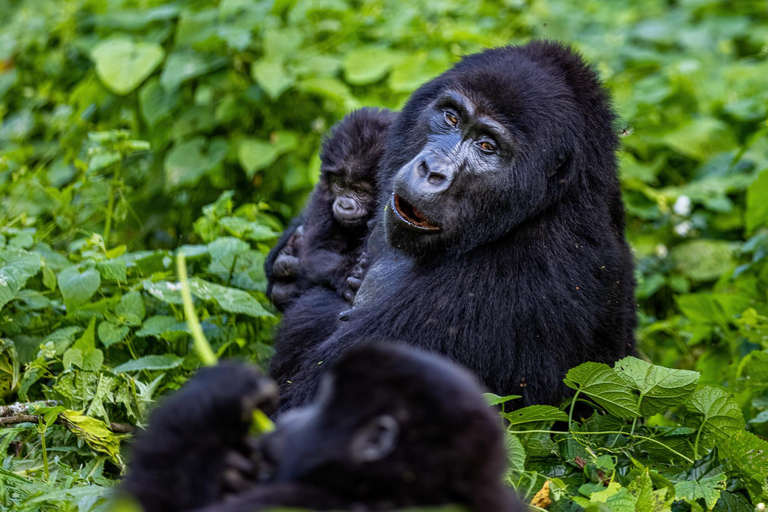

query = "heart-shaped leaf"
[[92, 39, 164, 95], [58, 267, 101, 310]]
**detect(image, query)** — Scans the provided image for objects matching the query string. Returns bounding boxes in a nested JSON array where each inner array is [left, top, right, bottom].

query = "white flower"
[[674, 220, 693, 236], [655, 244, 668, 258], [673, 195, 692, 216]]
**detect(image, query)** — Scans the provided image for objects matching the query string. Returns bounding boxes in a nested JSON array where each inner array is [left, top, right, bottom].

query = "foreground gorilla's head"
[[385, 41, 619, 256], [264, 343, 516, 509]]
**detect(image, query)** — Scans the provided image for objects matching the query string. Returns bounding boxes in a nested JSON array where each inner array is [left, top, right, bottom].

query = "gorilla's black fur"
[[275, 41, 636, 411], [121, 344, 520, 512], [265, 108, 396, 311]]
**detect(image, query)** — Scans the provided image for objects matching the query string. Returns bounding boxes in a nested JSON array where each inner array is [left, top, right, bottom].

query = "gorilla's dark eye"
[[478, 141, 496, 153], [444, 111, 459, 127]]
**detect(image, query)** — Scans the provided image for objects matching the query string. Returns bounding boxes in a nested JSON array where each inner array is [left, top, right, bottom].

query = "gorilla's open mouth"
[[391, 194, 441, 231]]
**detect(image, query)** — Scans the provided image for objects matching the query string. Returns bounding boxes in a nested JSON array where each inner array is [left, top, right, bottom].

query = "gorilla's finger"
[[346, 275, 362, 291], [222, 468, 255, 493], [225, 450, 255, 474], [271, 283, 298, 306]]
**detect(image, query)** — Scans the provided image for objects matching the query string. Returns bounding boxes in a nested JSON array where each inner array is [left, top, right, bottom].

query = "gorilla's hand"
[[269, 226, 304, 310], [122, 363, 277, 512], [342, 251, 369, 303]]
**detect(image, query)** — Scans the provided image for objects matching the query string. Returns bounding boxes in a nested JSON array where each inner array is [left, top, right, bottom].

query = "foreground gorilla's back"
[[275, 41, 636, 410]]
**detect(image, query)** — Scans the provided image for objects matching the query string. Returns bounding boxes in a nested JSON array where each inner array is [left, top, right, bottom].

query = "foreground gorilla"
[[121, 344, 519, 511], [274, 41, 636, 410], [265, 108, 396, 311]]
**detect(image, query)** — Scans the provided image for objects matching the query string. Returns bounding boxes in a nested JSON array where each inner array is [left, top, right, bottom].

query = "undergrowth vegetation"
[[1, 0, 767, 510]]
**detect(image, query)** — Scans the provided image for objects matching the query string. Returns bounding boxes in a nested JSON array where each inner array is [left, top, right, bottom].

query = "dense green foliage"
[[1, 0, 768, 510]]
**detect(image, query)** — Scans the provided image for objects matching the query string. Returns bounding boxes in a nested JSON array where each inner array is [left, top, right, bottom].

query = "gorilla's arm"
[[121, 364, 276, 512], [269, 287, 349, 388], [265, 217, 304, 311]]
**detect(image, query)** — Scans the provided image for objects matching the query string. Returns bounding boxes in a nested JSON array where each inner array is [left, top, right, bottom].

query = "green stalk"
[[177, 252, 218, 367], [39, 420, 49, 481], [103, 160, 122, 248], [568, 389, 581, 431]]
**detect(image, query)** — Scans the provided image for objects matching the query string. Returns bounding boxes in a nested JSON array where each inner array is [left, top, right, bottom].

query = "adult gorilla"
[[274, 41, 636, 410]]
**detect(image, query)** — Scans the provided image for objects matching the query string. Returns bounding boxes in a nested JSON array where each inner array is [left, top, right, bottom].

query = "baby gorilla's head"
[[319, 108, 397, 228]]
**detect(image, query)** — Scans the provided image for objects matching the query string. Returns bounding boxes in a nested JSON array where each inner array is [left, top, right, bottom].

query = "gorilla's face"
[[382, 44, 608, 258], [386, 89, 521, 256]]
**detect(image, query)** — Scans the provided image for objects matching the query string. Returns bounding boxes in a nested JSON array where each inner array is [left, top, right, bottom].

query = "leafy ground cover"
[[1, 0, 767, 510]]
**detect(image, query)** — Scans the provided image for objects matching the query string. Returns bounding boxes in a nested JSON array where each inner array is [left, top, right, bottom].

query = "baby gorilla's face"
[[328, 175, 374, 228]]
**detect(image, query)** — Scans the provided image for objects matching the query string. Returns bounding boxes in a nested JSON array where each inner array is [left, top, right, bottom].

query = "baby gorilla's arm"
[[121, 363, 277, 512]]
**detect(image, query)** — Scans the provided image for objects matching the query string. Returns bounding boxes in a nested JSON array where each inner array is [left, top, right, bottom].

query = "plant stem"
[[177, 252, 218, 366], [507, 429, 694, 464], [103, 160, 122, 248], [568, 389, 581, 431], [39, 420, 49, 481]]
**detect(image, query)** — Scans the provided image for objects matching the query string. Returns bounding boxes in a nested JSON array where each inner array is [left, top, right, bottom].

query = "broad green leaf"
[[98, 321, 129, 348], [614, 357, 699, 415], [746, 168, 768, 232], [135, 315, 179, 337], [0, 249, 41, 312], [483, 393, 521, 406], [63, 319, 103, 371], [262, 28, 303, 59], [503, 405, 568, 427], [564, 362, 640, 418], [116, 292, 146, 325], [674, 473, 726, 510], [505, 433, 526, 474], [684, 386, 745, 448], [218, 217, 278, 241], [143, 281, 183, 304], [720, 430, 768, 502], [189, 278, 273, 318], [742, 350, 768, 384], [58, 267, 101, 310], [252, 59, 293, 99], [139, 78, 178, 127], [96, 259, 127, 283], [113, 354, 183, 373], [671, 241, 734, 282], [160, 52, 226, 91], [91, 39, 164, 95], [164, 137, 228, 189], [238, 139, 279, 178], [343, 47, 405, 85]]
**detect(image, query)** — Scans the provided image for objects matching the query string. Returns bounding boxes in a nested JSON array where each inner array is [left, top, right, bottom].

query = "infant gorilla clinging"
[[121, 344, 520, 511], [266, 108, 396, 311]]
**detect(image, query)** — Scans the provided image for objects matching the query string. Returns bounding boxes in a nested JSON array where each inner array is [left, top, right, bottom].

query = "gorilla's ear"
[[351, 415, 399, 463]]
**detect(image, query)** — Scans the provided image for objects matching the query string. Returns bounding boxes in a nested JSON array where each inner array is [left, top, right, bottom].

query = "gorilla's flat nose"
[[415, 155, 453, 193], [338, 197, 354, 210]]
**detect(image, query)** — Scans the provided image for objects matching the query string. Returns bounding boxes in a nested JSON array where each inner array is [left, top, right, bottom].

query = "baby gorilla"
[[266, 108, 396, 311], [121, 344, 520, 512]]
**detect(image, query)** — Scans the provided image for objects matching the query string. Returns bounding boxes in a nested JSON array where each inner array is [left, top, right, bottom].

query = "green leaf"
[[96, 259, 127, 283], [237, 138, 279, 178], [503, 405, 568, 427], [483, 393, 521, 406], [343, 47, 404, 85], [135, 315, 179, 337], [564, 362, 640, 418], [746, 168, 768, 232], [113, 354, 183, 373], [252, 59, 294, 99], [97, 321, 129, 348], [189, 278, 273, 318], [720, 430, 768, 502], [684, 386, 746, 449], [91, 38, 164, 95], [116, 292, 146, 325], [62, 319, 103, 371], [143, 281, 184, 304], [671, 241, 734, 282], [674, 473, 726, 510], [57, 267, 101, 310], [0, 249, 41, 312], [139, 78, 178, 127], [59, 410, 121, 462], [505, 433, 526, 474], [614, 357, 700, 415], [160, 52, 226, 91], [164, 137, 228, 189]]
